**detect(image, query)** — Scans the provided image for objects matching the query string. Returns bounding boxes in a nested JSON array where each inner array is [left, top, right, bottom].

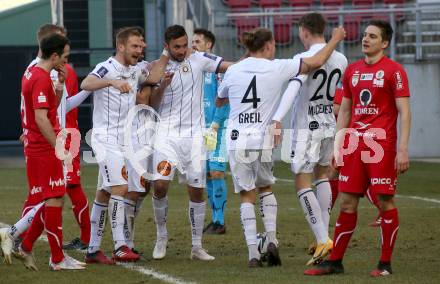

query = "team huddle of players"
[[0, 12, 410, 277]]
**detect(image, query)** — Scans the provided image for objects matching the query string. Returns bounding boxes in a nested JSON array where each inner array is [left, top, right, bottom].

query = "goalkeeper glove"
[[204, 126, 218, 151]]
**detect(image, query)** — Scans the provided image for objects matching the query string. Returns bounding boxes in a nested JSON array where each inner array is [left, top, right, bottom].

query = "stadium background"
[[0, 0, 439, 158]]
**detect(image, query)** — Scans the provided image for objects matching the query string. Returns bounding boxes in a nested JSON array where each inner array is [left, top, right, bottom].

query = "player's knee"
[[339, 193, 358, 213], [377, 195, 395, 211], [96, 189, 110, 203], [153, 181, 168, 199], [46, 197, 64, 207], [210, 171, 225, 179], [240, 190, 256, 204]]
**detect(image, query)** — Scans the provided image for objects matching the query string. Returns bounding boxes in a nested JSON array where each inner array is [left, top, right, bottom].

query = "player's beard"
[[170, 50, 185, 62]]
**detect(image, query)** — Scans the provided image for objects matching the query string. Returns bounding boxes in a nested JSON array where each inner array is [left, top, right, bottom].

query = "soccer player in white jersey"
[[217, 26, 346, 268], [272, 13, 348, 266], [81, 27, 169, 264], [149, 25, 233, 261]]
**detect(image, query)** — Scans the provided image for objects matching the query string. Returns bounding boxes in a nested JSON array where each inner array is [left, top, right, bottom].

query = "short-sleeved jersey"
[[27, 58, 79, 129], [91, 57, 143, 145], [21, 65, 60, 156], [218, 57, 301, 150], [333, 87, 344, 121], [291, 44, 348, 140], [342, 56, 410, 150], [157, 51, 223, 138]]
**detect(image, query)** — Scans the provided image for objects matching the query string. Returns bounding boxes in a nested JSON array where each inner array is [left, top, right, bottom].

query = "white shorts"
[[127, 156, 153, 193], [290, 137, 334, 174], [93, 142, 128, 191], [229, 150, 275, 193], [152, 136, 206, 188]]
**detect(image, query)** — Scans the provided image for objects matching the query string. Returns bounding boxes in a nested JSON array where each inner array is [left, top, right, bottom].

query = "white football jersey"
[[291, 44, 348, 140], [218, 57, 301, 150], [91, 57, 143, 145], [157, 51, 223, 138], [27, 58, 68, 129]]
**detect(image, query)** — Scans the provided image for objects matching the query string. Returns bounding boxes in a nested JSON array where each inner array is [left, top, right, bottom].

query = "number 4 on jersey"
[[241, 75, 260, 109]]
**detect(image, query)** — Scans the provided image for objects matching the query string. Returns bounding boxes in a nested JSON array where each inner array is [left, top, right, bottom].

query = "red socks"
[[44, 206, 64, 263], [21, 206, 45, 252], [380, 208, 399, 262], [329, 211, 357, 261], [67, 185, 91, 244], [329, 179, 339, 209], [366, 188, 380, 209]]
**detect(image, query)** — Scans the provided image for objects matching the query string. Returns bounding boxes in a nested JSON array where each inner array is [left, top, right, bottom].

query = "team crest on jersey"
[[181, 64, 190, 73], [351, 73, 359, 87], [376, 70, 385, 79], [359, 89, 372, 106]]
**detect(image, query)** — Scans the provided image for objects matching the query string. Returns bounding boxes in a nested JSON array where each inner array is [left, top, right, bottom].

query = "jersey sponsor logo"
[[231, 129, 239, 140], [339, 174, 349, 182], [354, 121, 371, 130], [49, 177, 65, 188], [38, 92, 47, 103], [370, 177, 392, 185], [308, 104, 333, 116], [373, 78, 384, 88], [395, 71, 403, 90], [309, 121, 319, 131], [359, 89, 372, 106], [96, 66, 109, 78], [30, 186, 42, 195], [238, 112, 262, 123], [351, 73, 360, 87], [360, 73, 374, 80], [157, 160, 172, 176], [355, 107, 379, 115], [203, 52, 218, 61]]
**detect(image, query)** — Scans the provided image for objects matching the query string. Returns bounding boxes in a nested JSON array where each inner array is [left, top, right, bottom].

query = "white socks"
[[297, 188, 329, 244], [240, 202, 259, 260], [9, 202, 44, 239], [153, 196, 168, 239], [259, 192, 278, 245], [314, 179, 332, 232], [124, 199, 136, 249], [88, 200, 107, 254], [109, 195, 126, 250], [189, 201, 205, 248]]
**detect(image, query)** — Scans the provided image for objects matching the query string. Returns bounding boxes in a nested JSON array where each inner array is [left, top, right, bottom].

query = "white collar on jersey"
[[309, 43, 327, 51]]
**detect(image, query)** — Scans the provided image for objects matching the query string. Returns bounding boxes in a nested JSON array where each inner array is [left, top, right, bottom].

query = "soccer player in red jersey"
[[17, 33, 85, 271], [305, 20, 411, 277]]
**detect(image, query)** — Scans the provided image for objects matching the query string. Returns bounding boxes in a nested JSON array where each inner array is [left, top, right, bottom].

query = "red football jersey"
[[342, 56, 410, 151], [334, 87, 344, 105], [21, 65, 60, 155], [65, 63, 79, 130]]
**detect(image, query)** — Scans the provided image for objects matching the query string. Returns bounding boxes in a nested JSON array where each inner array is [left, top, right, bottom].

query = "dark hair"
[[299, 13, 326, 35], [367, 20, 393, 43], [132, 26, 145, 37], [40, 34, 70, 59], [241, 28, 273, 52], [194, 28, 216, 48], [164, 25, 187, 43], [115, 27, 142, 46], [37, 23, 66, 43]]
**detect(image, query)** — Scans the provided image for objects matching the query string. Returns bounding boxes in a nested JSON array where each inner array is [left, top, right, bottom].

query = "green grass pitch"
[[1, 162, 439, 283]]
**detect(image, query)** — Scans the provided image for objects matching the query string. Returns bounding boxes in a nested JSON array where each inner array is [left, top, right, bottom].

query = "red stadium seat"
[[228, 0, 252, 9], [274, 16, 293, 45], [258, 0, 282, 8], [235, 18, 260, 44], [287, 0, 313, 22], [344, 15, 361, 42], [353, 0, 375, 20], [320, 0, 344, 22]]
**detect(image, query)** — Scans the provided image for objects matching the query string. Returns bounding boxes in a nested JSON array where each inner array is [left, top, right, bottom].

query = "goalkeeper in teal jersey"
[[192, 28, 229, 234]]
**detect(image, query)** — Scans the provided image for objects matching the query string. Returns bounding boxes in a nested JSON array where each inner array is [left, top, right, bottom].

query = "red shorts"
[[339, 149, 397, 196], [26, 154, 66, 201], [66, 155, 81, 185]]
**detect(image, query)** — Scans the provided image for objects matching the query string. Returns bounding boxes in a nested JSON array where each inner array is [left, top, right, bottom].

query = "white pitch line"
[[0, 222, 194, 284], [274, 177, 440, 205]]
